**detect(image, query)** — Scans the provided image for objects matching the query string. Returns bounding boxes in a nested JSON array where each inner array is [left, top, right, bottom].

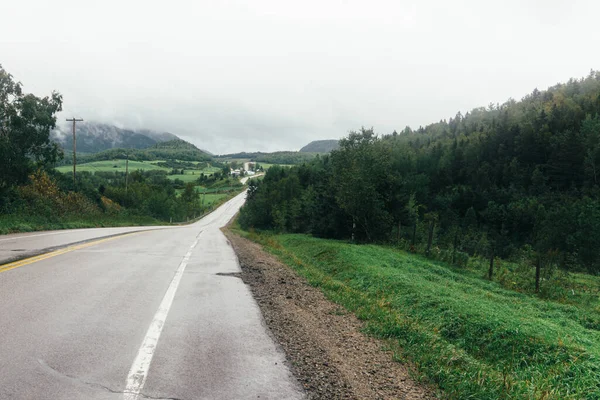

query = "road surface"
[[0, 192, 304, 400]]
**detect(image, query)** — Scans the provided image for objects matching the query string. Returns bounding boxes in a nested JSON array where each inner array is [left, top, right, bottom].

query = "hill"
[[299, 139, 339, 153], [63, 138, 213, 165], [241, 70, 600, 271], [216, 151, 316, 165], [52, 122, 179, 153]]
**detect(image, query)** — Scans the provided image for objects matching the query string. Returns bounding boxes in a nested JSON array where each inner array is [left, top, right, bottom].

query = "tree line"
[[240, 71, 600, 278], [0, 64, 237, 227]]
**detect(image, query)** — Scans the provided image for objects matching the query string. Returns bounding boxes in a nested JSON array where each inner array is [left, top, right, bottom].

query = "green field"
[[241, 232, 600, 399], [56, 160, 168, 173], [166, 173, 202, 183], [200, 193, 227, 205], [255, 163, 292, 170], [56, 160, 222, 183]]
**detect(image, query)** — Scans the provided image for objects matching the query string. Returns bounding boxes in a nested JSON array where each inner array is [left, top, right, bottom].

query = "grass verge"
[[237, 230, 600, 399], [0, 214, 162, 235]]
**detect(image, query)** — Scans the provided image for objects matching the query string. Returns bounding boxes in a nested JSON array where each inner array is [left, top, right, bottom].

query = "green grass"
[[172, 189, 228, 205], [166, 166, 221, 183], [200, 193, 227, 205], [56, 160, 221, 180], [240, 232, 600, 399], [56, 160, 169, 173], [256, 163, 292, 170], [0, 213, 162, 235], [166, 173, 202, 183]]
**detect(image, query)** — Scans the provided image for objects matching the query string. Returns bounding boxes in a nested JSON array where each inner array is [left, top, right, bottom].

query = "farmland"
[[56, 159, 223, 184], [56, 160, 168, 173]]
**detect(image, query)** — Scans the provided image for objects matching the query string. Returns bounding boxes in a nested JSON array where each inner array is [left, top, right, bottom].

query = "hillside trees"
[[240, 71, 600, 274]]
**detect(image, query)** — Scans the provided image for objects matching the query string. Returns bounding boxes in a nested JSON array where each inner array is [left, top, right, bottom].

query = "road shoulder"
[[224, 228, 437, 400]]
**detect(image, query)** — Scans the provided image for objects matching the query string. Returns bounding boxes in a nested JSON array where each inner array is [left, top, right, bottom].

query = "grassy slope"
[[240, 232, 600, 399], [0, 214, 162, 235]]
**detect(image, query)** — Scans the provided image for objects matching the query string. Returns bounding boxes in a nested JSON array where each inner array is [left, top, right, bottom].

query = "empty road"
[[0, 192, 304, 400]]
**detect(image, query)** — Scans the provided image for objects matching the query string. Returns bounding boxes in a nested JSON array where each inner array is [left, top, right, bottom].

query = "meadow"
[[56, 159, 168, 173], [240, 231, 600, 399], [56, 159, 222, 183]]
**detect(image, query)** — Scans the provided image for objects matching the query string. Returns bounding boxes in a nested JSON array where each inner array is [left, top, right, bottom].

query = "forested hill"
[[299, 139, 339, 153], [62, 138, 212, 164], [241, 71, 600, 274], [216, 151, 316, 165], [52, 122, 179, 153]]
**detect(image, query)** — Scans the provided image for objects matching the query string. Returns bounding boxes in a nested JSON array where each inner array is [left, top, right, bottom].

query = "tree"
[[331, 128, 392, 241], [0, 65, 63, 193]]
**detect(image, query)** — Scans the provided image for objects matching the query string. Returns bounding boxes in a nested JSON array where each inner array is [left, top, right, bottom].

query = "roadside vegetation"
[[238, 230, 600, 399], [239, 71, 600, 397], [0, 64, 243, 234]]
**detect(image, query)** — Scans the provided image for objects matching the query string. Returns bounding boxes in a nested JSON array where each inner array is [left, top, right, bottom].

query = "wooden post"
[[125, 150, 129, 195], [66, 117, 83, 189]]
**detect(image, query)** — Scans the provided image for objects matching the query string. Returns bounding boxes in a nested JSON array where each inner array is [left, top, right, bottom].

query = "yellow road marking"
[[0, 232, 143, 274]]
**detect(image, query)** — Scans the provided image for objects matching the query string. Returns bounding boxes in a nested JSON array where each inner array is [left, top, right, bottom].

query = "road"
[[240, 173, 264, 185], [0, 192, 304, 400]]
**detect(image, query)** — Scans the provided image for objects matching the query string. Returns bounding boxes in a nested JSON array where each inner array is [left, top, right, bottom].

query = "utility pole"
[[125, 149, 129, 195], [66, 117, 84, 188]]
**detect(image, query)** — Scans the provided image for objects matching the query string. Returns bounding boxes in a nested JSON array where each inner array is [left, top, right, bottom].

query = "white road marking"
[[123, 237, 200, 400]]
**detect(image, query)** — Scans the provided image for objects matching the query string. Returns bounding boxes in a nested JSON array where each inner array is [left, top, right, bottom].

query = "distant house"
[[231, 169, 241, 177], [246, 170, 256, 176]]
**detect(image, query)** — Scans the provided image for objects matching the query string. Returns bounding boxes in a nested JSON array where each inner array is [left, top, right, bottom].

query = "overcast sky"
[[2, 0, 599, 153]]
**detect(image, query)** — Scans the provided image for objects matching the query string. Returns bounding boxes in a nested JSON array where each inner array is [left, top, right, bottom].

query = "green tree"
[[0, 65, 63, 192]]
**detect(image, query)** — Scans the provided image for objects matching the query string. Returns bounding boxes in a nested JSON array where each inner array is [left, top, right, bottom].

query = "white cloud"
[[2, 0, 599, 153]]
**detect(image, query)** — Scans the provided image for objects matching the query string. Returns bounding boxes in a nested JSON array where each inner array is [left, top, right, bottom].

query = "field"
[[255, 163, 292, 170], [242, 232, 600, 399], [166, 173, 202, 183], [56, 160, 223, 183], [200, 193, 227, 206], [56, 160, 168, 173]]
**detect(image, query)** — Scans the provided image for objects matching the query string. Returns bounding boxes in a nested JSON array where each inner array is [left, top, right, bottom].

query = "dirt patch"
[[223, 229, 437, 400]]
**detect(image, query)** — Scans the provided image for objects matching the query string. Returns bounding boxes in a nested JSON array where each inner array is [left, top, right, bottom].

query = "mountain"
[[52, 122, 180, 153], [299, 140, 339, 153], [68, 138, 213, 164]]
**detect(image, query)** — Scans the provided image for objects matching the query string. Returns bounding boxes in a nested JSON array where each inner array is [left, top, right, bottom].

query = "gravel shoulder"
[[223, 229, 438, 400]]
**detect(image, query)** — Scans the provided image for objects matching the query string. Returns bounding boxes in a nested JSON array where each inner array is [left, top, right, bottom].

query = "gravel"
[[224, 229, 438, 400]]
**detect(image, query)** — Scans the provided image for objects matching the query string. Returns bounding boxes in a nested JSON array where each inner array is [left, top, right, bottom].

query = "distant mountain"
[[52, 122, 180, 153], [299, 140, 339, 153], [68, 138, 213, 164]]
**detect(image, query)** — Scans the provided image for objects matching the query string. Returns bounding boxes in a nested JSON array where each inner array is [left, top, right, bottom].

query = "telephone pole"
[[66, 117, 84, 188], [125, 149, 129, 195]]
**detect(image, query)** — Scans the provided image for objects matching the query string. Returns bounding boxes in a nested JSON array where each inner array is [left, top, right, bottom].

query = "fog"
[[2, 0, 599, 153]]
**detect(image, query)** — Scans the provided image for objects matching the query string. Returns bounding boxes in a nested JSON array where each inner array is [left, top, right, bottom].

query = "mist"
[[2, 0, 599, 153]]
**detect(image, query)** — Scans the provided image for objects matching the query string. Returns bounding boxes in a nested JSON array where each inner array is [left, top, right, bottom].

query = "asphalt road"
[[0, 192, 304, 400]]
